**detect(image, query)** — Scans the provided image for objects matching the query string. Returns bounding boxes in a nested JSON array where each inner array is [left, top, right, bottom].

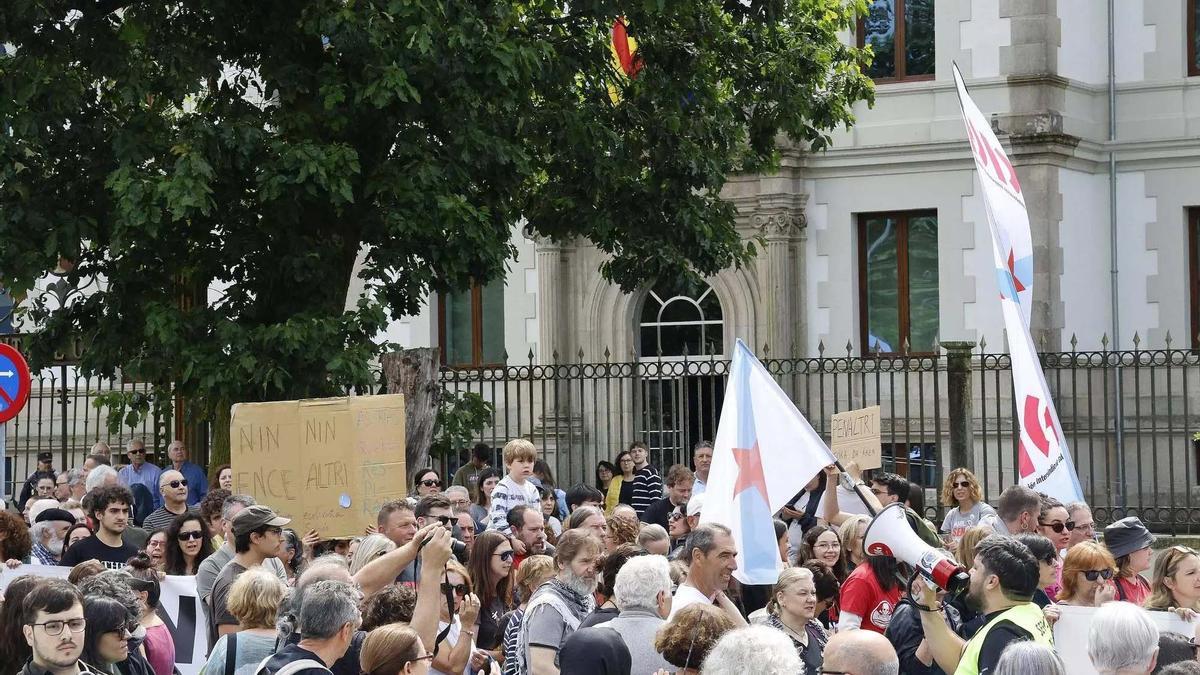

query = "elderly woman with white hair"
[[1088, 601, 1161, 675], [701, 624, 804, 675]]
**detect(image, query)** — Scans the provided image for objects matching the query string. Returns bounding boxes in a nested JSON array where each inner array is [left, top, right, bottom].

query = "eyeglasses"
[[494, 550, 515, 562], [953, 481, 972, 488], [668, 512, 684, 522], [1075, 522, 1096, 532], [29, 618, 86, 636], [1082, 569, 1114, 581], [161, 479, 189, 489], [177, 531, 205, 541], [420, 479, 443, 488], [814, 541, 840, 550], [430, 515, 453, 527], [128, 448, 145, 455], [106, 622, 138, 638], [1038, 520, 1076, 533], [412, 653, 436, 664], [441, 582, 470, 596]]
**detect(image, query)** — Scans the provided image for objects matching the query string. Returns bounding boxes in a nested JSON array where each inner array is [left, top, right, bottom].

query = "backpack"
[[252, 656, 329, 675]]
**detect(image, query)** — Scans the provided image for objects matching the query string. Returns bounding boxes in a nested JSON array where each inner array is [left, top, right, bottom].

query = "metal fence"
[[5, 338, 1200, 532], [439, 341, 1200, 532], [1, 364, 175, 502]]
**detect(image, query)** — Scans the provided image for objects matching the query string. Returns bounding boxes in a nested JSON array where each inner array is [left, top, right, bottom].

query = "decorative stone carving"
[[752, 211, 807, 238]]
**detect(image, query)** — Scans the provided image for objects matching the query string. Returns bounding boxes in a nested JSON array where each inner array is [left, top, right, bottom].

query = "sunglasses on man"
[[161, 479, 188, 489]]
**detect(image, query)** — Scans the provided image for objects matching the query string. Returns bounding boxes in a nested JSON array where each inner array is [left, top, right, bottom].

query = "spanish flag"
[[608, 17, 642, 102]]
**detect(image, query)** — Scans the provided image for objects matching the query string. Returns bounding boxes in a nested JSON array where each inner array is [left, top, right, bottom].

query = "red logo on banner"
[[1017, 394, 1060, 478], [966, 119, 1022, 199]]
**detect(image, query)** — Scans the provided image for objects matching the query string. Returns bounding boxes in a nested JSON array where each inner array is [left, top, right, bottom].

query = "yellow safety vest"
[[955, 602, 1053, 675]]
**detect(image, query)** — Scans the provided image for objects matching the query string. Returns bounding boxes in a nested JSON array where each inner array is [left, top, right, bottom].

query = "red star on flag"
[[732, 441, 769, 504], [1007, 249, 1026, 292]]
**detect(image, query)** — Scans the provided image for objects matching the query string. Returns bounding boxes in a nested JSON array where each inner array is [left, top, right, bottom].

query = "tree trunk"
[[383, 347, 440, 471]]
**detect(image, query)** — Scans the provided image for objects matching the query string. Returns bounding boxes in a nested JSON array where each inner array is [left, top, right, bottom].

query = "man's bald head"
[[823, 630, 899, 675]]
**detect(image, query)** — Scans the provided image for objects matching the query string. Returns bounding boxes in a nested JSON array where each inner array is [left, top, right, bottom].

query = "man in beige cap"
[[206, 504, 290, 646]]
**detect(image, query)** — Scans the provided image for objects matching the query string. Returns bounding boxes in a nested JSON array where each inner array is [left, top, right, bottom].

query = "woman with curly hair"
[[0, 510, 32, 564], [198, 488, 230, 548], [163, 513, 215, 576], [605, 513, 639, 552], [654, 602, 736, 675], [939, 468, 994, 550]]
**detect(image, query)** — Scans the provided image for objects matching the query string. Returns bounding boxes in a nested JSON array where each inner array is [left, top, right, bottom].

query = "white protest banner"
[[952, 63, 1083, 503], [1052, 604, 1198, 674], [2, 565, 207, 675]]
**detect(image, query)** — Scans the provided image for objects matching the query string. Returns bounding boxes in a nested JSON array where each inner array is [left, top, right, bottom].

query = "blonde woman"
[[765, 566, 828, 673], [499, 555, 556, 675], [837, 515, 870, 571], [957, 525, 991, 573], [360, 623, 435, 675], [201, 567, 288, 674], [939, 468, 994, 550], [1146, 545, 1200, 614], [349, 534, 397, 577]]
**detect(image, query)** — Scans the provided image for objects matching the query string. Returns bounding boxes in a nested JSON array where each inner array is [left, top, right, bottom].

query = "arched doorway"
[[635, 277, 725, 469]]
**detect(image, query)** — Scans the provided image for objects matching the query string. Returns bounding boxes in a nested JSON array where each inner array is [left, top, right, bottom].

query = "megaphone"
[[863, 502, 970, 596]]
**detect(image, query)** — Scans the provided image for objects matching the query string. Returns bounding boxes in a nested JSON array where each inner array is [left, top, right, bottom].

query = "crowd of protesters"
[[1, 437, 1198, 675]]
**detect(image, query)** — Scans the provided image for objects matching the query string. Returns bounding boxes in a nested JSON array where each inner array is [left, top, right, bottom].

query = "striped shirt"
[[630, 466, 663, 517], [142, 505, 197, 534], [500, 608, 526, 675], [486, 475, 541, 535]]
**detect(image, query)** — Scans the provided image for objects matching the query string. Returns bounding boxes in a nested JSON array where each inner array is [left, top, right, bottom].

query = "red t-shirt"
[[839, 563, 901, 634], [1115, 575, 1151, 605]]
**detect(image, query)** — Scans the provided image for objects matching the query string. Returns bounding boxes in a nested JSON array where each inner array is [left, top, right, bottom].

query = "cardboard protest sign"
[[1052, 604, 1197, 674], [230, 394, 406, 539], [830, 405, 882, 469], [2, 566, 206, 675]]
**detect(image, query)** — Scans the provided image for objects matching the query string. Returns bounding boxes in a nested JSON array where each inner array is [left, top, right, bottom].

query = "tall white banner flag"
[[952, 63, 1083, 503]]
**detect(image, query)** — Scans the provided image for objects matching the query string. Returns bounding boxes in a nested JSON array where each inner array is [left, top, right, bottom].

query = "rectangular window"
[[858, 210, 939, 353], [858, 0, 935, 82], [1190, 0, 1200, 76], [438, 279, 506, 367], [1190, 208, 1200, 348]]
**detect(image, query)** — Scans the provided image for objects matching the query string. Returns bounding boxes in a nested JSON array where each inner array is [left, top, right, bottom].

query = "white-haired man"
[[1089, 601, 1159, 675], [28, 501, 76, 565], [594, 554, 673, 673]]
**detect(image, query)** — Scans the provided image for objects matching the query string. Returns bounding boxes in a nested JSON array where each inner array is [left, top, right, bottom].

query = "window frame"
[[1190, 0, 1200, 77], [856, 209, 939, 356], [856, 0, 936, 84], [437, 282, 505, 368], [1190, 208, 1200, 348]]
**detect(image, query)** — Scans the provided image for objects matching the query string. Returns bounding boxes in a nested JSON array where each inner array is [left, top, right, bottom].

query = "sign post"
[[0, 344, 32, 505]]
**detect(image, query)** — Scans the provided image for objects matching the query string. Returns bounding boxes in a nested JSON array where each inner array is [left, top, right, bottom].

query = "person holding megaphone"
[[916, 537, 1053, 675]]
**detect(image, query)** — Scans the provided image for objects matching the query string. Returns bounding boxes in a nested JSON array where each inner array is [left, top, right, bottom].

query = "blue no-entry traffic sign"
[[0, 343, 31, 424]]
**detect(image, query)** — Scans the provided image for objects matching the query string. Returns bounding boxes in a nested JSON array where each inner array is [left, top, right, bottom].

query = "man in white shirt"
[[691, 440, 712, 495], [669, 522, 747, 627]]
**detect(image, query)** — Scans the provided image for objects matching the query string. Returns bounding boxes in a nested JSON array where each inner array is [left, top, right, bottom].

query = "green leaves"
[[0, 0, 871, 433]]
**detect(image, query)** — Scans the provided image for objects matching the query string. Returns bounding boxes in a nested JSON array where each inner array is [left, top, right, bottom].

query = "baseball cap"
[[230, 505, 291, 536], [687, 493, 705, 518], [37, 452, 53, 463]]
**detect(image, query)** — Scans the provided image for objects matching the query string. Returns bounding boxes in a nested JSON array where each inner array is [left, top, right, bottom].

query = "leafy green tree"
[[0, 0, 873, 459]]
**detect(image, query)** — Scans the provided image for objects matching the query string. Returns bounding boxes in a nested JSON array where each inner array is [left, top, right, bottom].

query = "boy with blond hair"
[[487, 438, 542, 542]]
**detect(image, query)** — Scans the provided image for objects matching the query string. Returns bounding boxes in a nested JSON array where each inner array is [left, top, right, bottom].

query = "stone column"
[[534, 238, 565, 364], [753, 210, 806, 357], [941, 340, 977, 472]]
